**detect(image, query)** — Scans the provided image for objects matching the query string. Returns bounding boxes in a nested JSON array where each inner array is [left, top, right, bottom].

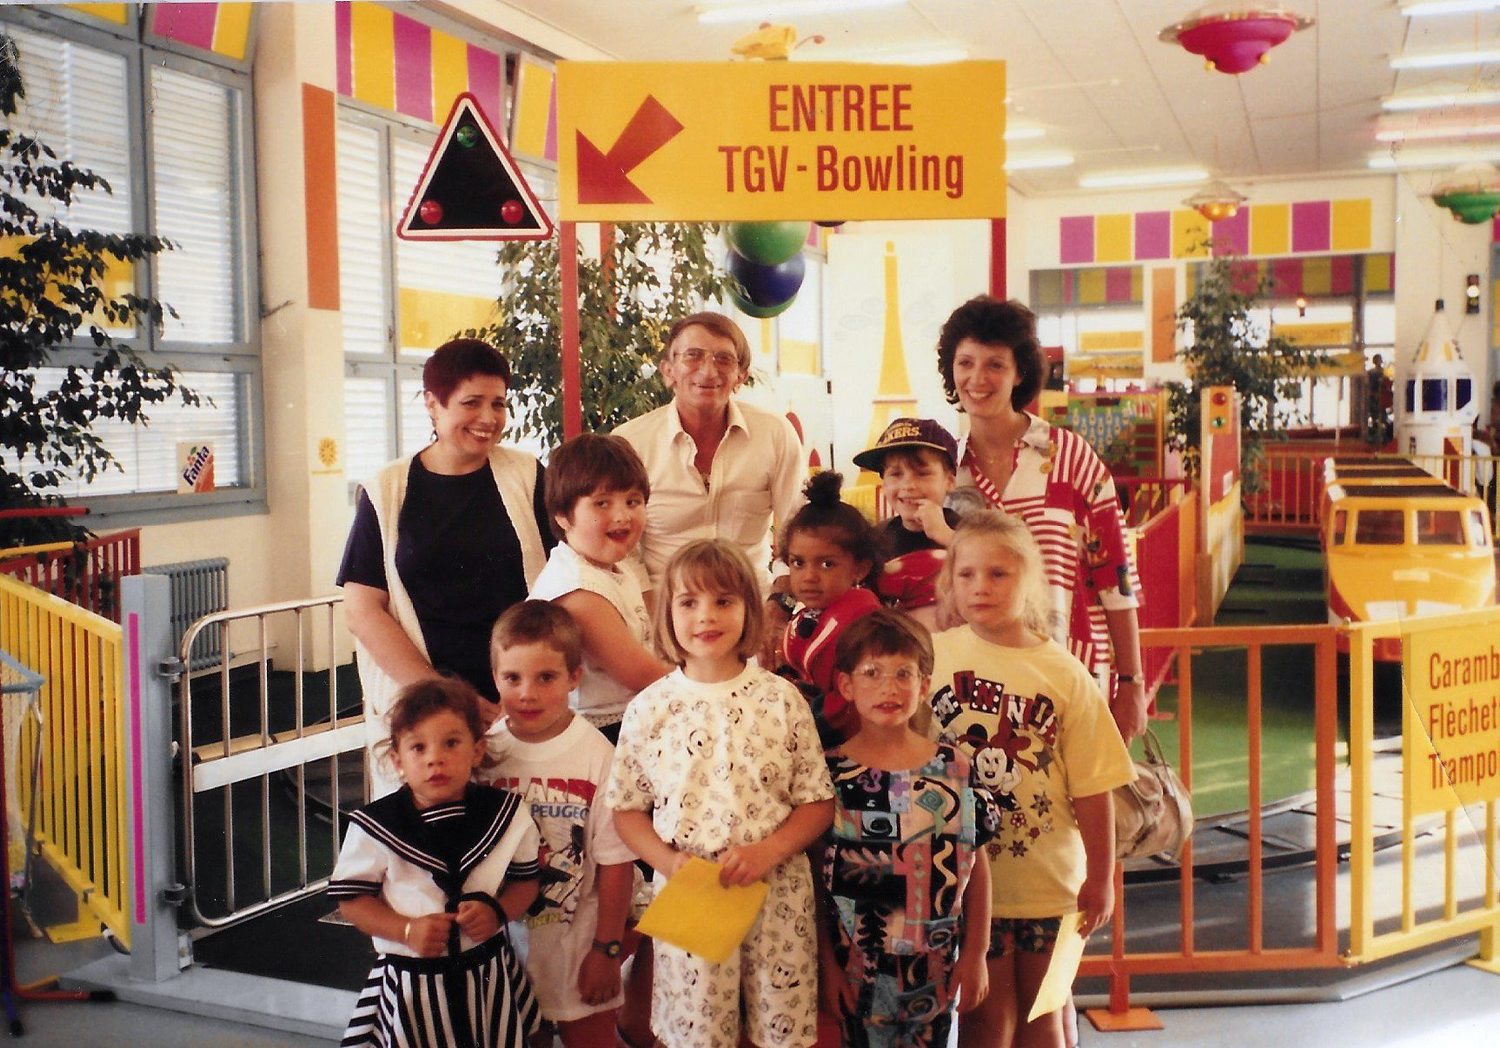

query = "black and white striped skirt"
[[341, 932, 540, 1048]]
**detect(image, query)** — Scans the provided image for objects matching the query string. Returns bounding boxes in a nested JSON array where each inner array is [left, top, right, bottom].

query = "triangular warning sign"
[[397, 93, 554, 242]]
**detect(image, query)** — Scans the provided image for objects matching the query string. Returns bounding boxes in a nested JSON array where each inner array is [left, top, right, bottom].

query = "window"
[[337, 102, 557, 487], [1415, 510, 1464, 546], [1422, 379, 1447, 412], [0, 13, 261, 521], [1354, 510, 1405, 545], [1469, 510, 1490, 548]]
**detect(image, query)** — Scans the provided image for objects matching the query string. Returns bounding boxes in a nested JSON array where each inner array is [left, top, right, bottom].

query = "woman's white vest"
[[356, 446, 547, 797]]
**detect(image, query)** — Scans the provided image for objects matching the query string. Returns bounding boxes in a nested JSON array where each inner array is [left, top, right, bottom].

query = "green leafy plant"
[[471, 222, 740, 447], [1166, 252, 1317, 493], [0, 31, 196, 547]]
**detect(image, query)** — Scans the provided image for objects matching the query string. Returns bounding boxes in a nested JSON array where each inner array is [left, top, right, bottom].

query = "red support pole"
[[560, 221, 581, 439], [990, 217, 1007, 299]]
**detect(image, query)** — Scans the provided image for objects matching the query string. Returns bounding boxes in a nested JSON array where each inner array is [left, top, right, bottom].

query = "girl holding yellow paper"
[[607, 540, 836, 1048], [925, 514, 1135, 1048]]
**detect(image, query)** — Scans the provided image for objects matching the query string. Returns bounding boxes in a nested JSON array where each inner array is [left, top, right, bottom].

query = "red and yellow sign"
[[1405, 625, 1500, 815], [557, 61, 1005, 222]]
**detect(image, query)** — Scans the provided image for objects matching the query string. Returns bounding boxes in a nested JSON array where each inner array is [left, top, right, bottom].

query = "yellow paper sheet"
[[1027, 911, 1086, 1022], [635, 857, 769, 965]]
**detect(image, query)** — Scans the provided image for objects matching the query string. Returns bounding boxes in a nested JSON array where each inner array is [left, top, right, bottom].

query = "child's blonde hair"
[[654, 540, 765, 666], [940, 510, 1055, 638], [375, 676, 486, 771]]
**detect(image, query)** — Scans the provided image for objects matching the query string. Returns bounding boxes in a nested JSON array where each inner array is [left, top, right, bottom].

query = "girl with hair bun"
[[775, 470, 885, 744]]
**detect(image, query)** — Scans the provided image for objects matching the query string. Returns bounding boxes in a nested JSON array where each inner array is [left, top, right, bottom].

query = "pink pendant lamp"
[[1160, 5, 1313, 75]]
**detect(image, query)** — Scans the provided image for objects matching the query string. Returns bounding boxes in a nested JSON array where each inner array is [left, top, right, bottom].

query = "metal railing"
[[0, 574, 129, 945], [178, 594, 363, 928], [0, 530, 141, 624], [1082, 623, 1343, 1022], [1247, 448, 1499, 538]]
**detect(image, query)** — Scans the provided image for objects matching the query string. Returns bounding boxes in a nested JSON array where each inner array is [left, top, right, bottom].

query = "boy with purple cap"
[[852, 417, 962, 629]]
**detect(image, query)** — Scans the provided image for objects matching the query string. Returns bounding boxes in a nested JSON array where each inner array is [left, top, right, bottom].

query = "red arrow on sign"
[[577, 95, 684, 204]]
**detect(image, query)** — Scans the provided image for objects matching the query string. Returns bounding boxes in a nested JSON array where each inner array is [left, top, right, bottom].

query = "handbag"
[[1113, 729, 1193, 861]]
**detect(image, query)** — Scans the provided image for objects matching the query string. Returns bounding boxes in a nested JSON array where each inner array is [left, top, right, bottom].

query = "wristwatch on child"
[[592, 938, 623, 958]]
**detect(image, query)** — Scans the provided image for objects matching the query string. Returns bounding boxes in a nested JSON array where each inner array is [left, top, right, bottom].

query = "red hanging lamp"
[[1160, 5, 1314, 75]]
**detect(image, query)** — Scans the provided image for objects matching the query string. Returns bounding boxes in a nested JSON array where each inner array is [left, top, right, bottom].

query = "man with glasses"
[[616, 311, 804, 620]]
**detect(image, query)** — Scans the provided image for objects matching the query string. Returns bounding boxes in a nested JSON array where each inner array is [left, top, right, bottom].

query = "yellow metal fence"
[[1346, 606, 1500, 970], [0, 573, 129, 945]]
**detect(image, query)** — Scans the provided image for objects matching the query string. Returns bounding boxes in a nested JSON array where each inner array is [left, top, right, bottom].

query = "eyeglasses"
[[851, 665, 922, 685], [676, 347, 741, 371]]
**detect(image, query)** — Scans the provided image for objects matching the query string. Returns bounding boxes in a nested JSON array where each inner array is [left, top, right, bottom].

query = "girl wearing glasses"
[[815, 610, 1000, 1048]]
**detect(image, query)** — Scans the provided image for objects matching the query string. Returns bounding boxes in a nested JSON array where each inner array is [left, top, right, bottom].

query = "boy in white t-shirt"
[[484, 600, 638, 1047], [529, 433, 671, 743]]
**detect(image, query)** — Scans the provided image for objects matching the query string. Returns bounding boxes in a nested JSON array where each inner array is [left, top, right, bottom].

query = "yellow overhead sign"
[[556, 61, 1005, 222], [1405, 625, 1500, 815]]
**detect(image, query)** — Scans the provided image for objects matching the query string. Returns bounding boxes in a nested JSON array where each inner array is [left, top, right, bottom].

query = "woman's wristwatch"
[[591, 938, 623, 958], [1116, 673, 1142, 685]]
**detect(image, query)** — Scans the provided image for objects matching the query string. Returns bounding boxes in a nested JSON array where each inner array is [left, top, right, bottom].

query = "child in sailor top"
[[330, 677, 542, 1048], [484, 601, 639, 1047], [608, 540, 836, 1048]]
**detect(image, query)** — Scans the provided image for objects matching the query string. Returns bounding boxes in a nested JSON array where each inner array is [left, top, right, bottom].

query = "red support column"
[[561, 221, 581, 439], [990, 217, 1007, 299]]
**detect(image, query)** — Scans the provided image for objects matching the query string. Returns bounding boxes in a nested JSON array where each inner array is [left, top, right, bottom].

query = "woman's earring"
[[430, 428, 438, 444]]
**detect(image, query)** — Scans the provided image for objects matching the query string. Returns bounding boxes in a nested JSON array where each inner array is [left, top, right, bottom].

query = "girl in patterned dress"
[[817, 610, 1000, 1048], [607, 540, 836, 1048], [777, 470, 886, 744], [925, 512, 1134, 1048], [330, 677, 543, 1048]]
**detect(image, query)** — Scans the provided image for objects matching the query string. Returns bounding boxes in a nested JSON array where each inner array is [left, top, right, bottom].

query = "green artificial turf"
[[1140, 537, 1349, 817]]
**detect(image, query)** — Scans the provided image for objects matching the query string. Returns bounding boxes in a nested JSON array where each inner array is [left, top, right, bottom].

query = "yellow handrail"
[[0, 573, 129, 945]]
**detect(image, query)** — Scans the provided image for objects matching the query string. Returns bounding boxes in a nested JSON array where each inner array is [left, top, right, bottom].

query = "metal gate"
[[177, 595, 366, 928]]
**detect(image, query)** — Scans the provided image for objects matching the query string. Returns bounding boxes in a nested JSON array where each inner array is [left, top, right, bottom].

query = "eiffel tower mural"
[[858, 241, 919, 483]]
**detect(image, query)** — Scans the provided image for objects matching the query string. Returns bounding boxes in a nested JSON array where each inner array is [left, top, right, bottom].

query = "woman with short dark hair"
[[935, 296, 1148, 745], [337, 338, 553, 796]]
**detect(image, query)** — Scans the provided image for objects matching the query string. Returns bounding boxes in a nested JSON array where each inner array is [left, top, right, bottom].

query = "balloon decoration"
[[726, 220, 810, 265], [722, 220, 810, 319], [727, 248, 805, 319]]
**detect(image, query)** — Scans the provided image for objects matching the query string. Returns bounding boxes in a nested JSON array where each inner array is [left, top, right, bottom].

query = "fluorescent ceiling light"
[[1004, 151, 1074, 171], [1390, 47, 1500, 70], [1078, 167, 1208, 189], [1400, 1, 1500, 15], [697, 0, 905, 24], [1376, 122, 1500, 142], [1383, 88, 1500, 111], [1004, 125, 1046, 141], [1367, 146, 1500, 169]]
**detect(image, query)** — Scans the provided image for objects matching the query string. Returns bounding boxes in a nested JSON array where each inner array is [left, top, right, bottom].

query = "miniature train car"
[[1321, 457, 1496, 661]]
